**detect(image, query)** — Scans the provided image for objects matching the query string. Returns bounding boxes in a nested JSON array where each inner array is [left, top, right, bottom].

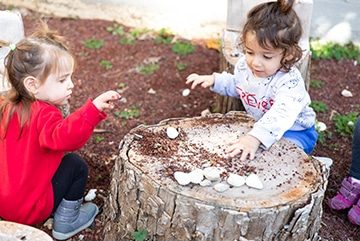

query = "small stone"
[[341, 89, 353, 97], [188, 169, 204, 184], [174, 171, 191, 185], [316, 121, 327, 132], [199, 179, 212, 187], [245, 173, 263, 190], [213, 183, 230, 192], [201, 109, 211, 117], [203, 167, 222, 181], [166, 126, 179, 139], [148, 88, 156, 94], [182, 88, 190, 96], [119, 97, 127, 103], [85, 188, 97, 201], [227, 173, 246, 187], [43, 218, 53, 230]]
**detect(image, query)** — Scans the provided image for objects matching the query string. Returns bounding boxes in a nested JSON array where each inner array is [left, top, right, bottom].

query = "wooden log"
[[103, 112, 329, 241], [0, 221, 53, 241]]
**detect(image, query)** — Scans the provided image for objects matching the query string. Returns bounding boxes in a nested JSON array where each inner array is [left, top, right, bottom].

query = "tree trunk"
[[103, 112, 329, 241]]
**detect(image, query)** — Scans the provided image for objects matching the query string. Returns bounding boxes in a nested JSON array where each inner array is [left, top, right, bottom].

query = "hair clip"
[[9, 43, 16, 51]]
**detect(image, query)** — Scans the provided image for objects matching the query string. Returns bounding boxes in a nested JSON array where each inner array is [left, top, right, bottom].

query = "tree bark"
[[103, 112, 329, 241]]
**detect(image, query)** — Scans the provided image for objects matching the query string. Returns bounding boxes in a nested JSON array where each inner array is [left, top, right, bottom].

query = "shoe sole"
[[52, 206, 99, 240]]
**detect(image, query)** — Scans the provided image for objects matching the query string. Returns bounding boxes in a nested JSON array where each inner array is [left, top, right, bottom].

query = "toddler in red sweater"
[[0, 22, 120, 240]]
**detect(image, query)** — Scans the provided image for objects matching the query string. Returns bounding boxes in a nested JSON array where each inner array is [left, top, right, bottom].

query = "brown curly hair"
[[241, 0, 303, 71]]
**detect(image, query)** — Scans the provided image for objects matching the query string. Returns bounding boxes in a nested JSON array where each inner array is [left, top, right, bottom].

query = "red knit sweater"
[[0, 99, 106, 225]]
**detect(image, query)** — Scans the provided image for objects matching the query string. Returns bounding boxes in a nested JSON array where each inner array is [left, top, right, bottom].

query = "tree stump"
[[104, 112, 329, 241], [0, 221, 53, 241]]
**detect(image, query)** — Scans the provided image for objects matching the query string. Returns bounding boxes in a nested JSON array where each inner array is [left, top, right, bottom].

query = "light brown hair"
[[241, 0, 302, 71], [0, 22, 73, 136]]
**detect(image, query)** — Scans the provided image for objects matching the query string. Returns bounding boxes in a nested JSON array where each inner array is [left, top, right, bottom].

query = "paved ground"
[[4, 0, 360, 43]]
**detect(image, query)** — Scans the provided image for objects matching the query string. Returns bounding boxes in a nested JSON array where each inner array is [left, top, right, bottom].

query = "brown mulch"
[[2, 5, 360, 241]]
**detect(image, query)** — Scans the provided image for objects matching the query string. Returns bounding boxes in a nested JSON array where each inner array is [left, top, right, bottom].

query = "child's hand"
[[93, 90, 121, 111], [226, 135, 261, 161], [186, 73, 215, 89]]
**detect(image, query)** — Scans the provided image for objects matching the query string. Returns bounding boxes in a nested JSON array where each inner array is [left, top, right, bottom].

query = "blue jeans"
[[283, 125, 318, 154]]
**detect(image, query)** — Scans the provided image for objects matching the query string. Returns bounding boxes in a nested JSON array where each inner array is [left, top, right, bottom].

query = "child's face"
[[35, 55, 74, 106], [244, 32, 284, 78]]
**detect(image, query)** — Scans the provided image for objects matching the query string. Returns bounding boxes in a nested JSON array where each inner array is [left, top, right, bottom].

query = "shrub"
[[310, 41, 360, 61]]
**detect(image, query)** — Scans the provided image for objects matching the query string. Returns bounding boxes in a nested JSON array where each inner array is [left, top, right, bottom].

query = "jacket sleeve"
[[37, 99, 106, 151]]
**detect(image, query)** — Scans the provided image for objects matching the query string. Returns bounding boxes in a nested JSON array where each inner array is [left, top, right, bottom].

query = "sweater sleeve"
[[37, 99, 107, 151], [248, 70, 312, 148], [211, 56, 247, 98]]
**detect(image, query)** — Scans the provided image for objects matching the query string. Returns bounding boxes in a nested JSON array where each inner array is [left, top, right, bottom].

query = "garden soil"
[[2, 6, 360, 241]]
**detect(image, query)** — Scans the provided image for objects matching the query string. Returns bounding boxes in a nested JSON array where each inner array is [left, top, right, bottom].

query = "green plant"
[[137, 63, 160, 75], [333, 112, 358, 136], [132, 229, 148, 241], [84, 38, 104, 49], [155, 28, 174, 44], [106, 23, 125, 36], [130, 28, 149, 39], [119, 35, 136, 45], [310, 40, 360, 61], [114, 106, 141, 119], [117, 82, 127, 89], [99, 60, 113, 70], [176, 62, 187, 71], [172, 41, 195, 56], [310, 100, 328, 113], [309, 79, 324, 89], [94, 135, 105, 143]]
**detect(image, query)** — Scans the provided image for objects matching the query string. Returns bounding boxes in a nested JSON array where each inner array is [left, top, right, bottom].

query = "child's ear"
[[23, 76, 40, 94]]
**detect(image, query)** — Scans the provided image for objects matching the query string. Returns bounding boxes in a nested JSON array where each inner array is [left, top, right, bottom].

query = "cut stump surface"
[[104, 112, 329, 241]]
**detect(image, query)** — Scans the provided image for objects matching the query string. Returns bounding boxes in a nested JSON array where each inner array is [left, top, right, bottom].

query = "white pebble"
[[199, 179, 212, 187], [316, 121, 327, 132], [148, 88, 156, 94], [182, 88, 190, 97], [201, 108, 211, 117], [174, 171, 191, 186], [188, 169, 204, 184], [245, 174, 263, 190], [43, 218, 53, 230], [203, 167, 222, 181], [341, 89, 353, 97], [213, 183, 230, 192], [166, 126, 179, 139], [227, 173, 246, 187], [84, 189, 97, 201]]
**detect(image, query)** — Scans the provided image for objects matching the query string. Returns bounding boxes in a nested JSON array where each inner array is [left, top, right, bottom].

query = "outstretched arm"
[[92, 90, 121, 111], [185, 73, 215, 89]]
